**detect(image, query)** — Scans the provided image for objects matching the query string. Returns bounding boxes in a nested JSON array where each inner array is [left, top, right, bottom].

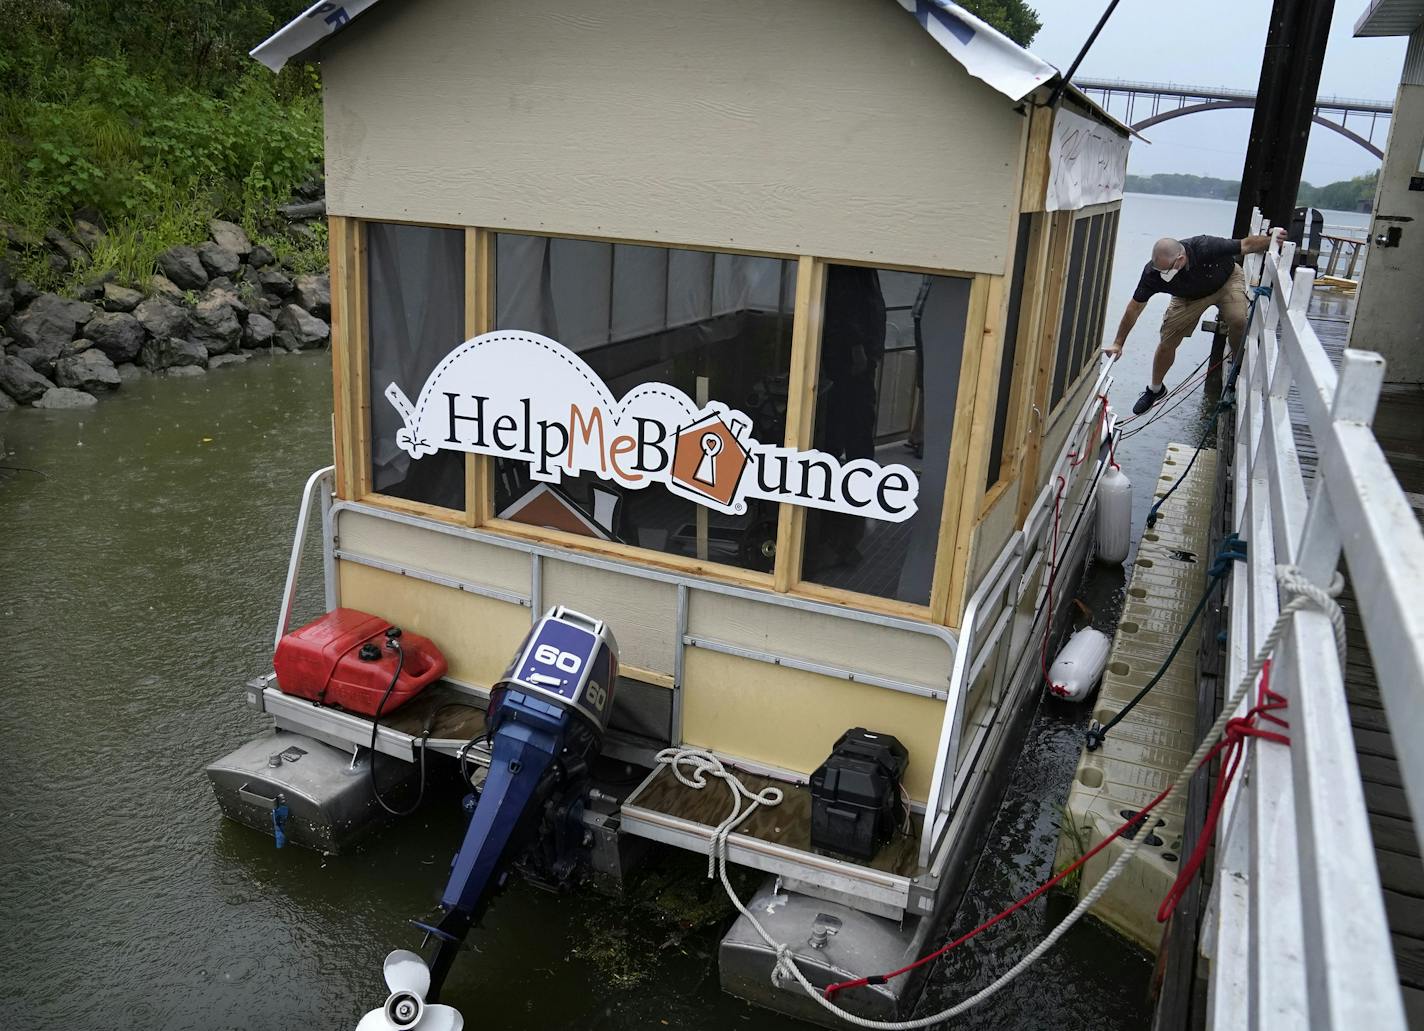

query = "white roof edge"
[[1353, 0, 1424, 37], [252, 0, 1057, 102], [250, 0, 381, 72]]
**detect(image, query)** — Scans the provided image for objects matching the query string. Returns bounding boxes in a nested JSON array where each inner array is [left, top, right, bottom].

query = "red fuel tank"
[[273, 609, 447, 717]]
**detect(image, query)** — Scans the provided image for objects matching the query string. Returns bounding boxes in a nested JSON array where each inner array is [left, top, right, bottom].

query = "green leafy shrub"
[[0, 1, 321, 293]]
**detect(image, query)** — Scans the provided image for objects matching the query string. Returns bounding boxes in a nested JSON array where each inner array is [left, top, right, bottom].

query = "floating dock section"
[[1056, 442, 1218, 951]]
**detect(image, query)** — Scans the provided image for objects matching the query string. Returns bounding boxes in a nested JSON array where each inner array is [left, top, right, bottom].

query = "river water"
[[0, 195, 1367, 1030]]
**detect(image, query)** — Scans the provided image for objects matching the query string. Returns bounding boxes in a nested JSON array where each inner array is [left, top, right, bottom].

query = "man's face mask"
[[1155, 251, 1183, 282]]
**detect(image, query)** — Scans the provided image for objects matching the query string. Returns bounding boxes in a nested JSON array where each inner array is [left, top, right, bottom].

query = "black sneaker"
[[1132, 383, 1167, 415]]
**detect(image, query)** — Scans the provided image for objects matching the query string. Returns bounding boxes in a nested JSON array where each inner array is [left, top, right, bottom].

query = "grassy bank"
[[0, 0, 324, 293]]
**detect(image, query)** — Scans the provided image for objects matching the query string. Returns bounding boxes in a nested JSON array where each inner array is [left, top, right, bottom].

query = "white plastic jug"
[[1095, 465, 1132, 565]]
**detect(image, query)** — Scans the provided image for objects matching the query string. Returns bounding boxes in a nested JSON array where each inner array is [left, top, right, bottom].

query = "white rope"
[[657, 565, 1344, 1029]]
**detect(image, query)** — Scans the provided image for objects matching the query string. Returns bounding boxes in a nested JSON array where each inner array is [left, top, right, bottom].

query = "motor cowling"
[[489, 606, 619, 740]]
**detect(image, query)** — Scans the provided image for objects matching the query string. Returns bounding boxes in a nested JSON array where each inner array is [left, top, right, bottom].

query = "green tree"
[[958, 0, 1043, 47]]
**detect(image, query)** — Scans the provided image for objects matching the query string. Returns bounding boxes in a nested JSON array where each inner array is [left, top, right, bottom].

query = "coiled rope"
[[658, 564, 1343, 1029]]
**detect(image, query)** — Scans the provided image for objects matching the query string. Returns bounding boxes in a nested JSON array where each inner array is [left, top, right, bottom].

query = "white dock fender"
[[1095, 465, 1133, 565], [1047, 627, 1111, 702]]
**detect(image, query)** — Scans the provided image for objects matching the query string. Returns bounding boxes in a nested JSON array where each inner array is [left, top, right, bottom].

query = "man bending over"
[[1104, 228, 1284, 414]]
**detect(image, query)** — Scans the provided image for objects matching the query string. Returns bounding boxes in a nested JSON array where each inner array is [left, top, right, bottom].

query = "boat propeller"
[[355, 950, 464, 1031]]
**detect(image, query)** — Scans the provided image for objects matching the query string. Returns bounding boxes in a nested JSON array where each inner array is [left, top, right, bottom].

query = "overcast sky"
[[1024, 1, 1409, 184]]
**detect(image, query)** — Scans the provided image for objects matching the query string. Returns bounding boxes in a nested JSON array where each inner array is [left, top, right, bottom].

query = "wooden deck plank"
[[627, 763, 923, 878]]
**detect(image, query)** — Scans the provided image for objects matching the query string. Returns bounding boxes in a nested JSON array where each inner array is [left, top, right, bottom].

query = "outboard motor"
[[356, 607, 618, 1030]]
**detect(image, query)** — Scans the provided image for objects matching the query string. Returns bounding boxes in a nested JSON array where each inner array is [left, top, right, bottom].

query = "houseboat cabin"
[[214, 1, 1132, 1023]]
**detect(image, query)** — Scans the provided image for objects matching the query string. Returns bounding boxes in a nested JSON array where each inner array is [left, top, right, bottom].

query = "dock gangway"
[[1200, 212, 1424, 1027]]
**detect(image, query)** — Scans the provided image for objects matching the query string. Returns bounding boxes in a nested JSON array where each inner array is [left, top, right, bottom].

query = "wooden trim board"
[[773, 256, 826, 594]]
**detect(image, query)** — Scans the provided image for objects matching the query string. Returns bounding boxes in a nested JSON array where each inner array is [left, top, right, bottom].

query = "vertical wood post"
[[773, 256, 826, 593]]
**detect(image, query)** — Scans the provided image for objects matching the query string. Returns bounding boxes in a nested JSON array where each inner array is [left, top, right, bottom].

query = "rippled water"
[[0, 196, 1367, 1030]]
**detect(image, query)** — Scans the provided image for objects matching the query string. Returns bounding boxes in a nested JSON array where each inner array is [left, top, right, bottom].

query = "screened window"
[[367, 222, 466, 510], [1050, 209, 1118, 410], [492, 234, 796, 572], [803, 266, 970, 606], [1049, 217, 1093, 410], [986, 213, 1034, 491]]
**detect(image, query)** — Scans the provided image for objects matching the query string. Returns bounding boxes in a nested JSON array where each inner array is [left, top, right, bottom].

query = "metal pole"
[[1215, 0, 1334, 385], [1046, 0, 1123, 107]]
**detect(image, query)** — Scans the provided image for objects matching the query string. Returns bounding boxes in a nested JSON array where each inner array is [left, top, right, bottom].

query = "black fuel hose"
[[368, 638, 430, 817]]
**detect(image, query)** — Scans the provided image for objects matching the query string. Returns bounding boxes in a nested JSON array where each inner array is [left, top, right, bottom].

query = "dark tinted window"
[[367, 222, 466, 509], [986, 213, 1034, 491], [803, 266, 970, 605]]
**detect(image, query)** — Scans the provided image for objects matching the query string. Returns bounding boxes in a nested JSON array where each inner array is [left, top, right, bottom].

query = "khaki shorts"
[[1159, 264, 1247, 351]]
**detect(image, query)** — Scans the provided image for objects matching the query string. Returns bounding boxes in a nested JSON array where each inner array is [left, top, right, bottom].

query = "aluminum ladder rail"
[[1203, 211, 1422, 1028]]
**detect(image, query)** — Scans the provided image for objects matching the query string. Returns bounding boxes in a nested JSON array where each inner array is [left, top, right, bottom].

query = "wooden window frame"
[[332, 216, 996, 625]]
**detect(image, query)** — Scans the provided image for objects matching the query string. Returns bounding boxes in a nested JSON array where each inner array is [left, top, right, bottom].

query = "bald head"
[[1152, 238, 1185, 271]]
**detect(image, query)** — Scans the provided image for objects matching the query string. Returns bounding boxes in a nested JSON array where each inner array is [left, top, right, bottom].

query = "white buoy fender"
[[1047, 627, 1111, 702], [1095, 465, 1132, 565]]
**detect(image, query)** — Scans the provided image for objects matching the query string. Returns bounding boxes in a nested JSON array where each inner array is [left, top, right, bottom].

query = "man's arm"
[[1238, 227, 1287, 256], [1103, 298, 1146, 360]]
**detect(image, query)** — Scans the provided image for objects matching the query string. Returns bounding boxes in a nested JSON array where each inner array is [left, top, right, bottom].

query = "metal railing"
[[919, 360, 1116, 867], [1204, 211, 1423, 1027]]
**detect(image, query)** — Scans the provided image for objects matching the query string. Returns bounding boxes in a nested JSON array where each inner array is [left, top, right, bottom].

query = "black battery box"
[[809, 728, 909, 860]]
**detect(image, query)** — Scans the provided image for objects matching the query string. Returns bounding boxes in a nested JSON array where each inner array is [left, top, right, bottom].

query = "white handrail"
[[274, 465, 336, 651], [1205, 210, 1420, 1028]]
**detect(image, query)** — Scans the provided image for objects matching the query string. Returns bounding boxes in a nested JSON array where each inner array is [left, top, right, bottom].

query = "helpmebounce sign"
[[385, 331, 919, 522]]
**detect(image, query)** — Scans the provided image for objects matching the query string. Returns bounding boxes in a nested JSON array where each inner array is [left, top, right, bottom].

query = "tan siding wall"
[[681, 649, 944, 800], [339, 510, 530, 595], [541, 559, 678, 675], [687, 592, 953, 694], [321, 0, 1024, 273], [969, 478, 1022, 588], [337, 562, 531, 687]]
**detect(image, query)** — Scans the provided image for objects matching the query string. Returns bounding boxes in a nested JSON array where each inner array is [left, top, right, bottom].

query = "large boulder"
[[116, 362, 148, 383], [84, 311, 146, 364], [147, 274, 186, 302], [165, 364, 206, 378], [0, 355, 54, 403], [197, 241, 241, 279], [258, 267, 294, 299], [0, 389, 15, 412], [278, 198, 325, 220], [45, 228, 88, 267], [34, 386, 98, 409], [133, 296, 189, 343], [293, 273, 330, 320], [16, 346, 56, 378], [55, 348, 120, 392], [247, 244, 276, 269], [187, 295, 242, 356], [77, 271, 116, 301], [156, 245, 208, 290], [140, 336, 207, 371], [275, 304, 330, 351], [6, 293, 95, 360], [71, 219, 105, 253], [242, 312, 276, 349], [208, 353, 249, 370], [202, 284, 249, 319], [101, 283, 143, 312], [208, 219, 252, 258], [12, 279, 39, 308]]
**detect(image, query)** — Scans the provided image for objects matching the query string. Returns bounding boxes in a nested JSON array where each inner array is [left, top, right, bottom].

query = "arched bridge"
[[1075, 79, 1394, 159]]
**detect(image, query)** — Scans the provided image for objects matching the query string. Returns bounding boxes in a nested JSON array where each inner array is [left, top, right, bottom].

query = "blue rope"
[[1085, 534, 1247, 750], [1144, 283, 1271, 531]]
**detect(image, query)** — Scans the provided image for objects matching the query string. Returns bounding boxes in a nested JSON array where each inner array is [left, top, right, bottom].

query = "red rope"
[[824, 663, 1287, 1001], [1157, 660, 1286, 922], [1068, 393, 1118, 470]]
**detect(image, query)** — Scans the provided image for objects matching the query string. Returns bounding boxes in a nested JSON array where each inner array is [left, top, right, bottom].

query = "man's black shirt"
[[1132, 235, 1241, 303]]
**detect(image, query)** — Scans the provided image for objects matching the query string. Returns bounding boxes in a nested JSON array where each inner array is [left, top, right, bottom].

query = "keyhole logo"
[[693, 433, 722, 485], [670, 412, 752, 510]]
